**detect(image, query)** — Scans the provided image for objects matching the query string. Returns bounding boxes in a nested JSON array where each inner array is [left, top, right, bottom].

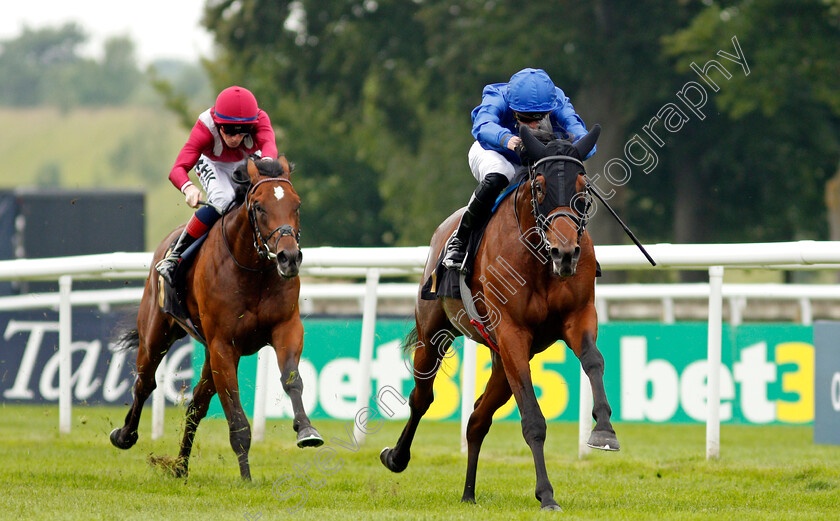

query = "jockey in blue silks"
[[442, 67, 597, 271]]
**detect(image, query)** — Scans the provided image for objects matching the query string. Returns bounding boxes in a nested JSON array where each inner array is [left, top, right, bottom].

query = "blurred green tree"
[[656, 0, 840, 244], [0, 23, 86, 106], [200, 0, 703, 246], [0, 24, 142, 108], [196, 0, 840, 251]]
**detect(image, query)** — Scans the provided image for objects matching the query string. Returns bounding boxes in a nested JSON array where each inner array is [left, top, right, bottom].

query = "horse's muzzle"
[[275, 247, 303, 278], [550, 245, 580, 277]]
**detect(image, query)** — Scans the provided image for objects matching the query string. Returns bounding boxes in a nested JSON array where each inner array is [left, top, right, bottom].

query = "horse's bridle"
[[527, 154, 592, 253], [247, 177, 301, 260], [223, 177, 301, 272]]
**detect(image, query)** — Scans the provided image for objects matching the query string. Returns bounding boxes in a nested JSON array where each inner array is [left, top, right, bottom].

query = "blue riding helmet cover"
[[508, 68, 558, 113]]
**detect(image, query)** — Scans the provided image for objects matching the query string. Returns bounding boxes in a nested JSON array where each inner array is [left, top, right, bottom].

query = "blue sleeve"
[[552, 88, 596, 159], [471, 84, 516, 152]]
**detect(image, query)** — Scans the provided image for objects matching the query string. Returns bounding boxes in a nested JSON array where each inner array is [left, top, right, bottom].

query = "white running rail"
[[1, 241, 839, 458]]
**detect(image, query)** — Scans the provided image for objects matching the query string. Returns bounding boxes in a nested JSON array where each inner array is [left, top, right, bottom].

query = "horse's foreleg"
[[273, 320, 323, 448], [209, 346, 252, 480], [380, 321, 451, 473], [175, 357, 217, 477], [564, 307, 619, 451], [462, 351, 512, 504], [579, 331, 619, 450], [497, 328, 560, 511]]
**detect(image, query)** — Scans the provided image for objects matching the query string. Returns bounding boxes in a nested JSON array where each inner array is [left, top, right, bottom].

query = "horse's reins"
[[221, 177, 301, 272]]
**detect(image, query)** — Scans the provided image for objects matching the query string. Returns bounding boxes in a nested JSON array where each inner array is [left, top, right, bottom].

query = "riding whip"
[[584, 177, 657, 266]]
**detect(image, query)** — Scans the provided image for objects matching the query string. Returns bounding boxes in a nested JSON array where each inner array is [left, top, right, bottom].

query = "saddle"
[[421, 167, 529, 301], [157, 234, 208, 345]]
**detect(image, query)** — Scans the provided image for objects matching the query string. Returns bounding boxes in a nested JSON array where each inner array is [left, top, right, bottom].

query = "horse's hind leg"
[[174, 356, 217, 477], [381, 303, 454, 473], [110, 300, 182, 450], [272, 319, 323, 448], [462, 351, 512, 504], [564, 306, 619, 450]]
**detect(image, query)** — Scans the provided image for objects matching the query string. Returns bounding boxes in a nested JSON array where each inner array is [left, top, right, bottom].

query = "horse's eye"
[[253, 203, 266, 215]]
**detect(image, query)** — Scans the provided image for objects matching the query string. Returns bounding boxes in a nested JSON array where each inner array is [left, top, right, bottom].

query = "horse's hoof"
[[173, 459, 189, 478], [587, 430, 620, 451], [461, 496, 476, 505], [296, 426, 324, 448], [540, 503, 563, 512], [110, 428, 138, 450], [379, 447, 409, 473]]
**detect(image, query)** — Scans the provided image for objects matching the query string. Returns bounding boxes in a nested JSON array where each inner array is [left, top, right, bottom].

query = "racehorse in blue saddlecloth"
[[381, 125, 620, 510]]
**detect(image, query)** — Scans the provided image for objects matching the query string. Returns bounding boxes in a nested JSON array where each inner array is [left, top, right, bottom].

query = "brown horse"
[[110, 157, 322, 480], [380, 125, 618, 510]]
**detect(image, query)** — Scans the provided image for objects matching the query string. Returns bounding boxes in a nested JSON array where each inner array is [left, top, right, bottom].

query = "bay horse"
[[110, 157, 322, 480], [380, 125, 619, 510]]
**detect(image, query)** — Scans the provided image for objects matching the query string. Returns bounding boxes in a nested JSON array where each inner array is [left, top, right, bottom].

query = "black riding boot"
[[155, 228, 198, 286], [442, 172, 509, 271]]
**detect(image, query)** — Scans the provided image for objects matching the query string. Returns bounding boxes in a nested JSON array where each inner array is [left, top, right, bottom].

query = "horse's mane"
[[231, 156, 293, 204], [254, 157, 287, 178]]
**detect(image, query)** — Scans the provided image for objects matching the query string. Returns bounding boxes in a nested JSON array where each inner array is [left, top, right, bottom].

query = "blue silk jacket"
[[470, 82, 595, 164]]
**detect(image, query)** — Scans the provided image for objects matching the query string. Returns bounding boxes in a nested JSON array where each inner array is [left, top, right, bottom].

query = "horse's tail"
[[113, 327, 140, 352], [110, 306, 141, 352], [402, 326, 419, 357]]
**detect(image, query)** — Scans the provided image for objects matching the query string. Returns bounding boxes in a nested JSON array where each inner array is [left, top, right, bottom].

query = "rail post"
[[59, 275, 72, 434], [152, 355, 167, 439], [460, 338, 478, 452], [579, 367, 593, 458], [354, 268, 380, 445], [706, 266, 724, 459], [252, 346, 271, 442]]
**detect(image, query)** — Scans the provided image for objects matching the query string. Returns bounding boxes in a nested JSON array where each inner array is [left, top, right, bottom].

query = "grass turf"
[[0, 404, 838, 520]]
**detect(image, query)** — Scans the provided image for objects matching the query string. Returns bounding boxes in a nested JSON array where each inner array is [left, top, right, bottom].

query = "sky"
[[0, 0, 214, 66]]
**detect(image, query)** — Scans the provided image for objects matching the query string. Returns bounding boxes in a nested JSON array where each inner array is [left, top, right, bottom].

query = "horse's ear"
[[246, 157, 260, 182], [519, 125, 548, 162], [277, 155, 292, 178], [573, 124, 601, 159]]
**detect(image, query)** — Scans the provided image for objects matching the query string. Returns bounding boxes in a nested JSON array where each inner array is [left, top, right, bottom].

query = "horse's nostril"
[[550, 246, 576, 262], [277, 249, 302, 267]]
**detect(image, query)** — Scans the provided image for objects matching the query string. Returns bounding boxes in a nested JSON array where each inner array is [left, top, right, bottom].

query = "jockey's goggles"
[[220, 124, 254, 136], [514, 111, 549, 123]]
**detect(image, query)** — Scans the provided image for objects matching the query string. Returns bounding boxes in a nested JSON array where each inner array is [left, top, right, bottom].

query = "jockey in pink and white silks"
[[155, 86, 278, 285], [442, 68, 597, 271]]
